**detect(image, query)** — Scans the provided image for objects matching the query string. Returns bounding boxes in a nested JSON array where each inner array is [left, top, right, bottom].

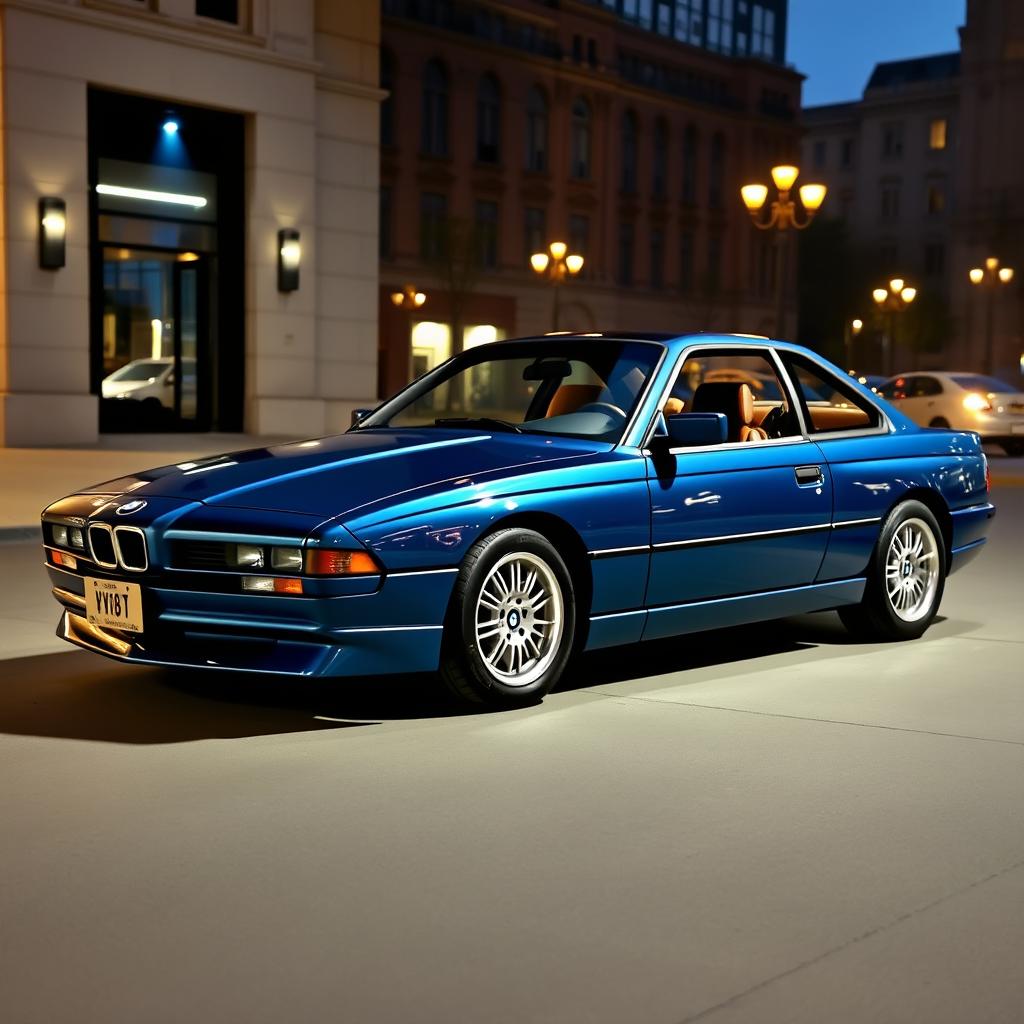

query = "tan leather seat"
[[690, 382, 768, 443], [545, 383, 602, 418]]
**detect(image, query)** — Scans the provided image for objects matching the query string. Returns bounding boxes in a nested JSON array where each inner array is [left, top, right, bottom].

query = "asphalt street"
[[1, 480, 1022, 1023]]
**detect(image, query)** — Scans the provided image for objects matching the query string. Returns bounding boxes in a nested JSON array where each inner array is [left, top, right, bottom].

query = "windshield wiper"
[[433, 416, 524, 434]]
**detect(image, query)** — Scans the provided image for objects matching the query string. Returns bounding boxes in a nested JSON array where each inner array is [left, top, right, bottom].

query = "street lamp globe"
[[530, 252, 550, 274], [901, 287, 917, 304], [548, 241, 567, 261], [998, 267, 1015, 283], [770, 164, 799, 191], [565, 254, 584, 275], [740, 184, 769, 211], [889, 278, 905, 295], [798, 183, 827, 212], [969, 268, 985, 285], [873, 288, 888, 305]]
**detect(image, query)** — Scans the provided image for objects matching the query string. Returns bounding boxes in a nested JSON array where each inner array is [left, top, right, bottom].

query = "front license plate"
[[85, 578, 144, 633]]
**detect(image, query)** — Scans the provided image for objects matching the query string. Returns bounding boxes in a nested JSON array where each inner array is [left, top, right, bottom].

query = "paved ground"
[[0, 484, 1021, 1023]]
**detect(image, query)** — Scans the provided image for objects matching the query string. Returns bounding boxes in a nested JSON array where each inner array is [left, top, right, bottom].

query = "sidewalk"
[[1, 436, 1021, 537], [0, 434, 288, 538]]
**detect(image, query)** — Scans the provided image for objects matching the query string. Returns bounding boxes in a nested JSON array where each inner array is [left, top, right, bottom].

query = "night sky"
[[788, 0, 965, 107]]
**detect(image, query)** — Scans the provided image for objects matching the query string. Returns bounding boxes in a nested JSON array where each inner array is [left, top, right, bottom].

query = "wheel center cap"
[[902, 560, 912, 577], [507, 609, 521, 629]]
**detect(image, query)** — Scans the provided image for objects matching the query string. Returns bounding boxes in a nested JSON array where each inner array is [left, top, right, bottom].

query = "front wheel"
[[839, 500, 946, 641], [440, 529, 576, 707]]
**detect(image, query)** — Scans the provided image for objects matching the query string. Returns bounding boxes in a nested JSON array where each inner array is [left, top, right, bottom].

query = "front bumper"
[[49, 563, 457, 677]]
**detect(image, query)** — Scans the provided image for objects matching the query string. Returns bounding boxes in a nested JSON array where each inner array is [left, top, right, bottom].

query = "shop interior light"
[[39, 197, 67, 269], [278, 228, 301, 292], [96, 183, 207, 208]]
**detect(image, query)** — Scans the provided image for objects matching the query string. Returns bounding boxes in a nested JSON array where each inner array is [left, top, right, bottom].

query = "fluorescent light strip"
[[96, 183, 207, 208]]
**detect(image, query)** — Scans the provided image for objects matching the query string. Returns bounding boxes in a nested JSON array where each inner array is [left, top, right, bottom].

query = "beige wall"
[[0, 0, 381, 446]]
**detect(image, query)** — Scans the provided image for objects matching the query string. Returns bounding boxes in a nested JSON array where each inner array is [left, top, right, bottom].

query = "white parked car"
[[101, 358, 196, 417], [879, 371, 1024, 456]]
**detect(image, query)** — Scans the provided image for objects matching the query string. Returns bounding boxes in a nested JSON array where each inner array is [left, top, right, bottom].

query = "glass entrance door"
[[100, 247, 208, 431]]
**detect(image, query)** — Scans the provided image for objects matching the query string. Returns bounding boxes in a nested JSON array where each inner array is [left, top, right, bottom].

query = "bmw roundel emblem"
[[116, 499, 147, 516]]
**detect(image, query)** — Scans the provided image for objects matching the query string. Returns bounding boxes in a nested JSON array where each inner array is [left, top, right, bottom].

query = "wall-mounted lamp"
[[39, 197, 67, 269], [278, 228, 300, 292]]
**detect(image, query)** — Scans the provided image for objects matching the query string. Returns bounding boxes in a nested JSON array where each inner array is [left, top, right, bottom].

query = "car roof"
[[501, 332, 823, 358]]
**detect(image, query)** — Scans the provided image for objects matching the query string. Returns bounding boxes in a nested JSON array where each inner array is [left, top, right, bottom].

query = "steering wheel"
[[759, 404, 793, 439], [575, 401, 628, 425]]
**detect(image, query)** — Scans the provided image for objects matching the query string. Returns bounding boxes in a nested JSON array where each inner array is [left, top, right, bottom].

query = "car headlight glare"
[[235, 544, 265, 568], [52, 525, 68, 546], [963, 392, 991, 412], [271, 546, 303, 571]]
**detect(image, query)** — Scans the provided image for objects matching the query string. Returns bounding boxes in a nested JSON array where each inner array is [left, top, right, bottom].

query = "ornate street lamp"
[[968, 257, 1015, 373], [530, 240, 584, 331], [740, 164, 827, 337], [872, 278, 917, 375], [390, 284, 427, 310]]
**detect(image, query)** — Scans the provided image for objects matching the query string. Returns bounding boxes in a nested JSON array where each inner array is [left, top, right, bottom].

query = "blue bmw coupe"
[[42, 334, 994, 706]]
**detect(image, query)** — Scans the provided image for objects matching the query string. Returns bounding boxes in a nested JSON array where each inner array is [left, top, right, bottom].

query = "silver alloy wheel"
[[474, 551, 564, 687], [885, 517, 940, 622]]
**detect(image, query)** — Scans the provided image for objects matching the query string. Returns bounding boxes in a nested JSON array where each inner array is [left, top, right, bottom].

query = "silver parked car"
[[880, 371, 1024, 456]]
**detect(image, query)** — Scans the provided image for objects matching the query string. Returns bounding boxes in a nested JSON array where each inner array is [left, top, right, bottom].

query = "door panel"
[[643, 439, 832, 632]]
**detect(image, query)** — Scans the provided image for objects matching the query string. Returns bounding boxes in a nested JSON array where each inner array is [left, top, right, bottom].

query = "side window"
[[918, 376, 943, 397], [784, 355, 881, 434], [666, 350, 801, 442], [881, 375, 909, 400]]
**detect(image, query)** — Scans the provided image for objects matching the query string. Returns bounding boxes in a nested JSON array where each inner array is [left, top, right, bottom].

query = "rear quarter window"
[[783, 355, 882, 434]]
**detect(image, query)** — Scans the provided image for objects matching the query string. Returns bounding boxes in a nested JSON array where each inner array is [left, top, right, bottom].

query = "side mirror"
[[350, 408, 372, 427], [665, 412, 728, 447]]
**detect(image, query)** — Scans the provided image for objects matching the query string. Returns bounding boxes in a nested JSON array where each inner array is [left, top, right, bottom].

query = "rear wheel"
[[440, 529, 576, 707], [839, 500, 946, 641]]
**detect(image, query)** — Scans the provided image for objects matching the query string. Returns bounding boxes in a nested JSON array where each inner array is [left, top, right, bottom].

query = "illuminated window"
[[929, 118, 947, 150]]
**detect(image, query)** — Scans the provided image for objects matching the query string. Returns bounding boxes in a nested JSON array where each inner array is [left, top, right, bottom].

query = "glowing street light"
[[739, 164, 827, 336], [968, 256, 1016, 373], [530, 239, 584, 331]]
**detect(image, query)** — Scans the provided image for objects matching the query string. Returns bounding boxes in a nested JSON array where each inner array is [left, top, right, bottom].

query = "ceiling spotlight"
[[162, 118, 180, 136]]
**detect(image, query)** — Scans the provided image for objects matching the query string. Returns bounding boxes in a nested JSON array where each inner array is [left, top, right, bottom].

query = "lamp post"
[[968, 257, 1015, 374], [389, 284, 427, 387], [739, 164, 827, 338], [530, 240, 584, 331], [845, 317, 864, 373], [872, 278, 917, 375]]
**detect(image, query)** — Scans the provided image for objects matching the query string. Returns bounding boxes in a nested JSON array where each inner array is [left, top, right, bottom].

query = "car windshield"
[[109, 361, 169, 382], [950, 374, 1016, 394], [359, 339, 663, 442]]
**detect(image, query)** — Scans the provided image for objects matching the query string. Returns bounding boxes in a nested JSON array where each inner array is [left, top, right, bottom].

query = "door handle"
[[795, 465, 824, 486]]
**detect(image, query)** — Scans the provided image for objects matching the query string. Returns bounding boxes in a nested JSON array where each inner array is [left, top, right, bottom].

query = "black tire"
[[1001, 441, 1024, 457], [440, 528, 577, 707], [839, 500, 946, 641], [929, 417, 950, 429]]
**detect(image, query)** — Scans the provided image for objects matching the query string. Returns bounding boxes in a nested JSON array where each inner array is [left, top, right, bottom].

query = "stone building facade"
[[0, 0, 381, 446], [378, 0, 802, 398]]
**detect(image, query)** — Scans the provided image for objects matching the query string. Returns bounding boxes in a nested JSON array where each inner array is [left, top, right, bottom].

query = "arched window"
[[682, 123, 699, 204], [621, 110, 639, 194], [421, 59, 448, 157], [476, 73, 501, 164], [380, 49, 395, 148], [709, 131, 726, 208], [525, 85, 548, 172], [571, 97, 592, 180], [652, 117, 668, 198]]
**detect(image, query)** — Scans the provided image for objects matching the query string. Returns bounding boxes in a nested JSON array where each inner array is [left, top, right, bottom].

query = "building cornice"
[[4, 0, 323, 76]]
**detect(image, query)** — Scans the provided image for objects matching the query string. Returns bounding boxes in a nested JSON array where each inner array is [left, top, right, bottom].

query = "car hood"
[[82, 428, 609, 521]]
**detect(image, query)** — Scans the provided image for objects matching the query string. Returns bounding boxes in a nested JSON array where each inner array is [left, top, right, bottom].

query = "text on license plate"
[[85, 578, 144, 632]]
